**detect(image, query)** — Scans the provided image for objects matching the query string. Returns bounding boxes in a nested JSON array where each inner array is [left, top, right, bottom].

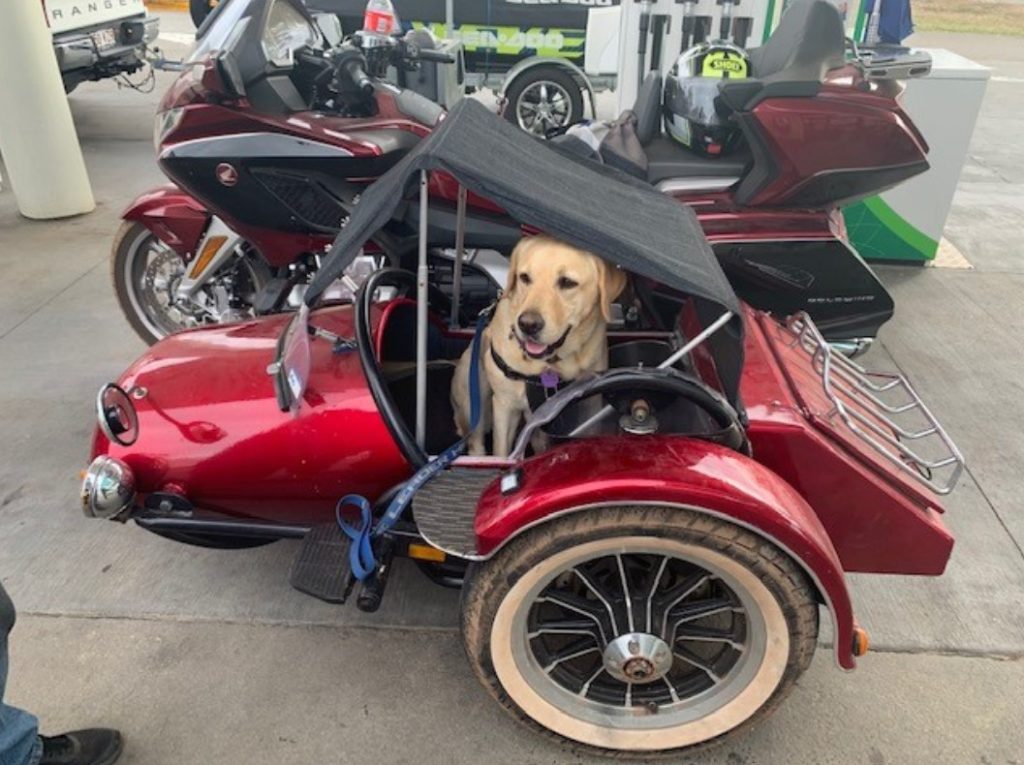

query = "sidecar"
[[81, 101, 964, 756]]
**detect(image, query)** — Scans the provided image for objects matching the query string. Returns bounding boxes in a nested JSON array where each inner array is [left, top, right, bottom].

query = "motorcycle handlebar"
[[415, 48, 455, 64], [341, 58, 374, 97]]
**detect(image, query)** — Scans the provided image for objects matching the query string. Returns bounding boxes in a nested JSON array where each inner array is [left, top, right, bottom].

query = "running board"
[[289, 524, 356, 604]]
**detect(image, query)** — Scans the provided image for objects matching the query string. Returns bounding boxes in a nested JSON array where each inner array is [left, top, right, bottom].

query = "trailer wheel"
[[461, 505, 819, 756], [503, 66, 584, 138]]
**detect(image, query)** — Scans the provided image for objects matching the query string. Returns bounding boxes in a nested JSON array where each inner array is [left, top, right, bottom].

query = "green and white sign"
[[843, 49, 990, 262]]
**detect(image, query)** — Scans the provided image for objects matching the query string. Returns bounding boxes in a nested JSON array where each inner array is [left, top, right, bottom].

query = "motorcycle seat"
[[344, 127, 421, 158], [644, 136, 750, 187], [632, 74, 749, 187]]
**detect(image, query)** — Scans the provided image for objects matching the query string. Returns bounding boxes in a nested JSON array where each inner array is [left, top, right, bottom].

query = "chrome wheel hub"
[[603, 633, 673, 684], [516, 81, 572, 137], [125, 230, 263, 339]]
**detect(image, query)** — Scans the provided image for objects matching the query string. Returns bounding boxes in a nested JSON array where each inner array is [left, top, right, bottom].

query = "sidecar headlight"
[[81, 457, 136, 520]]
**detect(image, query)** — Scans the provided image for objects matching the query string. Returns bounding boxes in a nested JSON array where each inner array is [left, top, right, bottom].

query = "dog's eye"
[[519, 273, 532, 285], [557, 276, 579, 290]]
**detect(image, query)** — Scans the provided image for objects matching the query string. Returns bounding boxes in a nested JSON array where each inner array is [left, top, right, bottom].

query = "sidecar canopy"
[[303, 98, 745, 404]]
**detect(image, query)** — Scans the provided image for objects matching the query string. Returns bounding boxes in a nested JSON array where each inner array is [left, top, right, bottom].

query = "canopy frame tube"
[[416, 170, 429, 448]]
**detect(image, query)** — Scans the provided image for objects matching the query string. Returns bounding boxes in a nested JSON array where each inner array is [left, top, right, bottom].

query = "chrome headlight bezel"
[[96, 383, 139, 447], [81, 456, 136, 520]]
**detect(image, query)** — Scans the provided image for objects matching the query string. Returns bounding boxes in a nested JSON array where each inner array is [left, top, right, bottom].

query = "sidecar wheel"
[[460, 506, 818, 756]]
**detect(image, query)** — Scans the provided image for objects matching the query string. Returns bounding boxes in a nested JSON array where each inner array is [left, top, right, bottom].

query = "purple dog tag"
[[540, 369, 560, 390]]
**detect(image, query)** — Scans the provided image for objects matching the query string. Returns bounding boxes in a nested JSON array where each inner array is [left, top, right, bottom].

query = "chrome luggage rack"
[[785, 313, 965, 496]]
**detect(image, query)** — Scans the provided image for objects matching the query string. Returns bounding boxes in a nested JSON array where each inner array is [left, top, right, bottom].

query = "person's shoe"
[[38, 729, 123, 765]]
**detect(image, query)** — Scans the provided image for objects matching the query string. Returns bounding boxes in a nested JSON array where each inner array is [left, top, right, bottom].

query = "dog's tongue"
[[524, 339, 547, 356]]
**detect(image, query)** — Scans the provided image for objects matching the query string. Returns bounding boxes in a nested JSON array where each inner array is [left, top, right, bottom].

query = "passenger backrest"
[[747, 0, 846, 82]]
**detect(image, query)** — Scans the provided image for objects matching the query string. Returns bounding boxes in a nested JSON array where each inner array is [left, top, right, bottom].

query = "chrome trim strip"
[[657, 177, 741, 194], [160, 132, 355, 160]]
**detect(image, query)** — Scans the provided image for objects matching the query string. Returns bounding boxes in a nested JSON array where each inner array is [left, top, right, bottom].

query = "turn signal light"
[[852, 627, 870, 657], [191, 235, 228, 278]]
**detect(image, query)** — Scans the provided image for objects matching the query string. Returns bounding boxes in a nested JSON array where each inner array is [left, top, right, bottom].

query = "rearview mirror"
[[314, 13, 344, 47], [216, 49, 246, 97]]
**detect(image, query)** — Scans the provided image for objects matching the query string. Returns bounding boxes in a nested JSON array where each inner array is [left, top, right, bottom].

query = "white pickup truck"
[[42, 0, 160, 92]]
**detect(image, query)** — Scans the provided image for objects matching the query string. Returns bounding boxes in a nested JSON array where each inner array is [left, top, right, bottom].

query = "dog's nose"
[[517, 312, 545, 337]]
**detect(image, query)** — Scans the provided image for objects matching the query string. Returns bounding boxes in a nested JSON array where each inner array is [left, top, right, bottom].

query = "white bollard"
[[0, 0, 94, 219]]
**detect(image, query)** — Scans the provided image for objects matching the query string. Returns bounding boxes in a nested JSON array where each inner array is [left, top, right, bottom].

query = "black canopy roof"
[[304, 98, 744, 403]]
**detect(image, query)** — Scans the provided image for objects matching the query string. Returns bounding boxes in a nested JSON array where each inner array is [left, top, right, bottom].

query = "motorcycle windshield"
[[187, 0, 321, 79], [187, 0, 256, 64]]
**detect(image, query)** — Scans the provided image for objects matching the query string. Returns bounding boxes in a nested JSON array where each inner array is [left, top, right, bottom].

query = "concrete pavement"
[[0, 13, 1022, 764]]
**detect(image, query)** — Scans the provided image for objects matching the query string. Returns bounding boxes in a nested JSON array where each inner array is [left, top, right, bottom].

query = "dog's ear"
[[506, 236, 536, 293], [598, 263, 628, 322]]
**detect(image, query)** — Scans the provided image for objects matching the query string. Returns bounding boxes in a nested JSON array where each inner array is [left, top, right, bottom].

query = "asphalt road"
[[0, 13, 1022, 764]]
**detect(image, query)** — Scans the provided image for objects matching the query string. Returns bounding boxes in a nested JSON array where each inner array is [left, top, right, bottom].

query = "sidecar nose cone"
[[81, 456, 136, 520]]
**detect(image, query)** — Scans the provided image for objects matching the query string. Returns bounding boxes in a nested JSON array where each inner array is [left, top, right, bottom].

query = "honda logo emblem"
[[216, 163, 239, 187]]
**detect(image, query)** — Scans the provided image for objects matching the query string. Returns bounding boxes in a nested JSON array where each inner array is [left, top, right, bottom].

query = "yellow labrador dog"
[[452, 235, 627, 457]]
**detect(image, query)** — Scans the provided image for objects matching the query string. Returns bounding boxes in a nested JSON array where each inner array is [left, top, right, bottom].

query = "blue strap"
[[335, 494, 377, 581], [337, 311, 488, 580]]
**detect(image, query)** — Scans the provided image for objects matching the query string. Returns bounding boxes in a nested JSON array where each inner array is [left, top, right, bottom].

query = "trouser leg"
[[0, 583, 40, 765]]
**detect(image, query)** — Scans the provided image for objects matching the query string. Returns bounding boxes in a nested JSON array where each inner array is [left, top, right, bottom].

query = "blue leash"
[[335, 311, 488, 580]]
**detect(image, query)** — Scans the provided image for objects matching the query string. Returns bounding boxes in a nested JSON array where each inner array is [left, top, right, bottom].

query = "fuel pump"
[[609, 0, 778, 113]]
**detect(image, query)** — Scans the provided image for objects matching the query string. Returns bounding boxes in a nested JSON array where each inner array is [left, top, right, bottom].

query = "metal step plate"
[[289, 523, 355, 604], [413, 468, 501, 557]]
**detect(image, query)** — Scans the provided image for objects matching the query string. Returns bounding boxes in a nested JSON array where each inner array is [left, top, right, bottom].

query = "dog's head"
[[504, 235, 628, 360]]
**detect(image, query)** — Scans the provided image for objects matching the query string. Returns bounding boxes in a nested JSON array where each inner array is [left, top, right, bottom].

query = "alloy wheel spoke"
[[673, 645, 722, 683], [542, 637, 602, 673], [656, 573, 710, 638], [541, 590, 611, 645], [529, 618, 603, 644], [615, 554, 636, 633], [577, 664, 607, 697], [667, 598, 739, 644], [571, 565, 623, 637], [662, 675, 681, 704], [643, 556, 670, 633], [675, 624, 745, 651]]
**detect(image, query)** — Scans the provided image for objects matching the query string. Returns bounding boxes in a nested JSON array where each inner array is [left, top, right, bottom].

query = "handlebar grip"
[[416, 49, 455, 64], [342, 59, 374, 96]]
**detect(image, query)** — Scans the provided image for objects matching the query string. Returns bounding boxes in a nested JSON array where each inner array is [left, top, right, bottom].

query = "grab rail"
[[785, 313, 965, 496]]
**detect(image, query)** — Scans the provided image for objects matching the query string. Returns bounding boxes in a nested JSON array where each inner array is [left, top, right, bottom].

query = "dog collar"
[[489, 346, 571, 412], [490, 346, 563, 387]]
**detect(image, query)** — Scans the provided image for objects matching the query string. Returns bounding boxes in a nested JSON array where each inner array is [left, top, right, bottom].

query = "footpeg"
[[290, 524, 355, 604]]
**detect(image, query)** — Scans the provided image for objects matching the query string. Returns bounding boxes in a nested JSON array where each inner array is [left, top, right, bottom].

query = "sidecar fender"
[[122, 184, 209, 258], [473, 436, 858, 670]]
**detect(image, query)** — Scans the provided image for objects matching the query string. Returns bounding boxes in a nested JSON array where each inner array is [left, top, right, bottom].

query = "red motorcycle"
[[115, 0, 925, 352], [83, 97, 964, 755]]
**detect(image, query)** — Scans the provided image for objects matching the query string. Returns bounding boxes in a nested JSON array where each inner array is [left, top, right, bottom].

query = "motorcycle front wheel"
[[111, 221, 270, 345]]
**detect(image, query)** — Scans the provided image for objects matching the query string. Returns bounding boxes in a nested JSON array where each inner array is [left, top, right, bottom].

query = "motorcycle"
[[116, 0, 928, 351], [83, 95, 965, 755]]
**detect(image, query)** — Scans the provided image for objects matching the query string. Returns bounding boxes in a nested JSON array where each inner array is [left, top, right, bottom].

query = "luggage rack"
[[785, 313, 965, 496]]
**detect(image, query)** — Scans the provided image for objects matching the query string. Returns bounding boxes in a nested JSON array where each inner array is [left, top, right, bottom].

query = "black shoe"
[[38, 729, 123, 765]]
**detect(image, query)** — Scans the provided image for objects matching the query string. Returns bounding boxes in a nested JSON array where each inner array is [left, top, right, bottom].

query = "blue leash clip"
[[336, 310, 488, 580]]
